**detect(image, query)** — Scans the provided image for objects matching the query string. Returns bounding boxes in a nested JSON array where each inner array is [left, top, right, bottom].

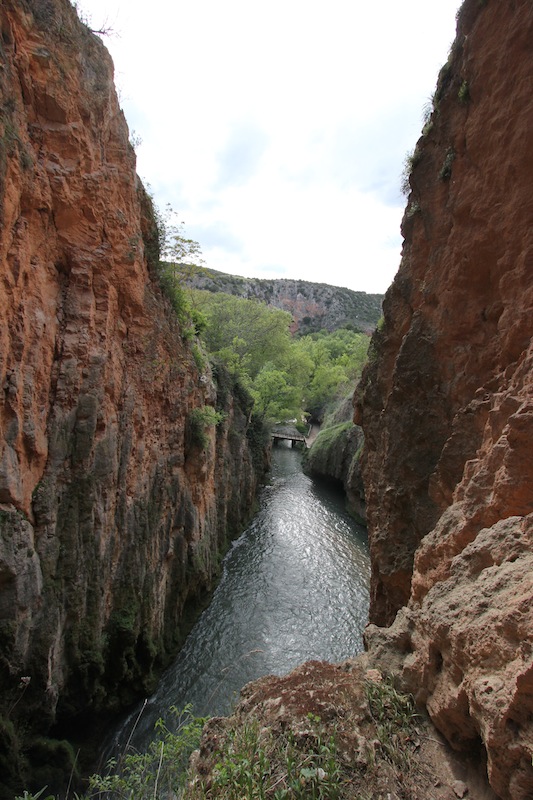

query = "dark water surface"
[[111, 445, 370, 752]]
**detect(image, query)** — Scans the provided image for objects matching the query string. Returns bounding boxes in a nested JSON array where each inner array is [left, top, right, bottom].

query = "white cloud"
[[215, 122, 270, 189], [82, 0, 462, 293]]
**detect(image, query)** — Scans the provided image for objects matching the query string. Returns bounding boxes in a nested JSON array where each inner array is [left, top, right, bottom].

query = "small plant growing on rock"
[[405, 199, 421, 218], [439, 147, 455, 181], [458, 80, 470, 103], [85, 706, 204, 800], [421, 91, 437, 135], [365, 674, 419, 771], [191, 713, 343, 800], [400, 146, 422, 196], [188, 406, 226, 449]]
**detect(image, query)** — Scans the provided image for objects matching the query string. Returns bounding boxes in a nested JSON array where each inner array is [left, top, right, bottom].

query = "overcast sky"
[[81, 0, 461, 294]]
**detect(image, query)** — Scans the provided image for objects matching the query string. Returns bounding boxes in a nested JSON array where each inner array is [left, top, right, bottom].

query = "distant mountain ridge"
[[182, 267, 384, 334]]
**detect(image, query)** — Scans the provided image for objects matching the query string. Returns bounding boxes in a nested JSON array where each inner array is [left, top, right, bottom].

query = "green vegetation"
[[191, 291, 293, 381], [421, 92, 436, 136], [400, 146, 422, 196], [87, 707, 205, 799], [188, 406, 227, 449], [184, 288, 370, 425], [145, 199, 208, 340], [365, 675, 419, 771], [458, 79, 470, 103], [144, 202, 371, 428], [405, 200, 421, 219], [18, 679, 428, 800], [439, 147, 455, 181], [142, 202, 374, 427], [16, 707, 205, 800], [307, 421, 353, 463], [18, 712, 343, 800], [303, 392, 365, 522], [190, 714, 343, 800], [174, 266, 383, 335], [157, 263, 207, 339], [295, 328, 369, 420]]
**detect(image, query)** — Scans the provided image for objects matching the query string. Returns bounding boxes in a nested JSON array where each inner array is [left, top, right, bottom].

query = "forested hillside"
[[178, 266, 383, 334]]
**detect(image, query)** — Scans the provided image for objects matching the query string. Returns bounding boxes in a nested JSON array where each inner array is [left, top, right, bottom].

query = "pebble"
[[452, 779, 468, 798]]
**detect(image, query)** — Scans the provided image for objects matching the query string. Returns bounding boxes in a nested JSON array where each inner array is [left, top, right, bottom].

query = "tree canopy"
[[190, 291, 292, 380], [189, 289, 369, 424]]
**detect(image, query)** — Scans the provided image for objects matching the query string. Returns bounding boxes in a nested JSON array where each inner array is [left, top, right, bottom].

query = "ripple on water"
[[110, 445, 370, 754]]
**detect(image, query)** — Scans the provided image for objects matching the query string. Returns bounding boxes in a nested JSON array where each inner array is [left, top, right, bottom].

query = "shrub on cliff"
[[141, 194, 207, 339], [187, 406, 227, 450], [15, 707, 206, 800]]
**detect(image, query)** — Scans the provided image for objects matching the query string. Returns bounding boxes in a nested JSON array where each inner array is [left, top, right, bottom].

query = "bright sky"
[[80, 0, 461, 294]]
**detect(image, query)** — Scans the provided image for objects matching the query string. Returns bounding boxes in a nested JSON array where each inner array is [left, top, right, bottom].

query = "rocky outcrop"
[[188, 658, 497, 800], [355, 1, 533, 797], [180, 266, 383, 334], [304, 422, 366, 523], [0, 0, 267, 794]]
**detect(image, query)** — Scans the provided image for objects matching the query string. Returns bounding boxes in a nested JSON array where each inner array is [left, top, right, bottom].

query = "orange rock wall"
[[356, 1, 533, 797], [0, 0, 265, 789]]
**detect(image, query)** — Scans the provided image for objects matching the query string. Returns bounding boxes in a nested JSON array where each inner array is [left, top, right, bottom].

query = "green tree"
[[292, 329, 369, 419], [188, 285, 370, 424], [308, 363, 347, 415], [191, 291, 293, 380], [251, 365, 301, 422], [157, 204, 205, 268], [151, 203, 207, 338]]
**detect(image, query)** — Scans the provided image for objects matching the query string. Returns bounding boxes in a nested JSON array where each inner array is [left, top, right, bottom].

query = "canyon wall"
[[355, 0, 533, 797], [304, 422, 366, 523], [0, 0, 267, 793]]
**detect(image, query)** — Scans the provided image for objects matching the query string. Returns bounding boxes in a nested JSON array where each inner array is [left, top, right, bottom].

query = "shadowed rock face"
[[304, 422, 366, 523], [0, 0, 267, 790], [356, 0, 533, 796]]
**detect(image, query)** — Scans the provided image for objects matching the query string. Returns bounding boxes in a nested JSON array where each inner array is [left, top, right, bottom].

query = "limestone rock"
[[0, 0, 268, 791], [356, 1, 533, 797], [181, 266, 383, 335], [188, 658, 496, 800], [304, 421, 366, 522]]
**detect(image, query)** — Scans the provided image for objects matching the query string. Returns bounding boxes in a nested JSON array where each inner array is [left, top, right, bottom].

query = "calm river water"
[[111, 444, 370, 753]]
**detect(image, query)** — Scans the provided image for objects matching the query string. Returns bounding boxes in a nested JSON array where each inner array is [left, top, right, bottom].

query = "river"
[[110, 443, 370, 754]]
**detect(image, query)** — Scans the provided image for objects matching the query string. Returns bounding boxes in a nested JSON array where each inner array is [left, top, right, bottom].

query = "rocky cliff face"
[[181, 266, 383, 334], [0, 0, 267, 793], [304, 422, 366, 523], [356, 1, 533, 797]]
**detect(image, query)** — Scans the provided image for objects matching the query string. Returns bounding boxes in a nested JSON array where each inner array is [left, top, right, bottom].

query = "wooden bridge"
[[271, 423, 309, 448]]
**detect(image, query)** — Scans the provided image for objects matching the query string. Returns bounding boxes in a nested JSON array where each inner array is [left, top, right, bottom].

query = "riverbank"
[[304, 423, 321, 447], [106, 446, 369, 761], [186, 657, 498, 799], [304, 420, 366, 524]]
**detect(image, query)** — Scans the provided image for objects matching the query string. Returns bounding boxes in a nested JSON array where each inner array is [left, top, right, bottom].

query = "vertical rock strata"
[[0, 0, 266, 791], [356, 1, 533, 797]]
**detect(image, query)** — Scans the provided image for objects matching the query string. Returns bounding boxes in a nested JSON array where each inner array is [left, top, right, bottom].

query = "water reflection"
[[111, 445, 370, 753]]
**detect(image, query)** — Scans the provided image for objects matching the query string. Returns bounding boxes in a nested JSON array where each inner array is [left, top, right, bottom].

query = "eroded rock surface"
[[304, 422, 366, 522], [181, 267, 383, 335], [0, 0, 267, 792], [356, 1, 533, 797], [188, 659, 497, 800]]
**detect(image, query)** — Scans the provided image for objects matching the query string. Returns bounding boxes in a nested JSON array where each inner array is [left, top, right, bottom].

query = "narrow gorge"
[[0, 0, 532, 799]]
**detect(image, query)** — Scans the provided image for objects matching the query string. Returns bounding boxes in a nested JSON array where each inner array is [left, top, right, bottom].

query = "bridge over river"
[[271, 423, 319, 448]]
